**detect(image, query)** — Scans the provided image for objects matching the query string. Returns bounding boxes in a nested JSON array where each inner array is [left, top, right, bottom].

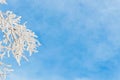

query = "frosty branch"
[[0, 0, 40, 80]]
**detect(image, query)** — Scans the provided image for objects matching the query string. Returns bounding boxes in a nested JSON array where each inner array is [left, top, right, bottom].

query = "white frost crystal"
[[0, 0, 40, 79], [0, 62, 13, 80], [0, 11, 40, 65]]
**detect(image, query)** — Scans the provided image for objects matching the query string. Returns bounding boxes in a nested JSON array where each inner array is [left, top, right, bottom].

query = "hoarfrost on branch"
[[0, 0, 41, 79]]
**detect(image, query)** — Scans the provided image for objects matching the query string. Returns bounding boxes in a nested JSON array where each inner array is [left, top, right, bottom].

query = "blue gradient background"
[[1, 0, 120, 80]]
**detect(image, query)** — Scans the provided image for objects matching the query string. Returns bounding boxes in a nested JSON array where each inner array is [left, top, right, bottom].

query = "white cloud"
[[75, 77, 91, 80], [8, 73, 67, 80]]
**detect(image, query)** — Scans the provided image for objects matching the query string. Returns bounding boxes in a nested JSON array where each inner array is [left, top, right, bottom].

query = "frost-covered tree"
[[0, 0, 40, 80]]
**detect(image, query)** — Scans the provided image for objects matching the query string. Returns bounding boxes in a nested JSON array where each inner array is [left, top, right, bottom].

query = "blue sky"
[[1, 0, 120, 80]]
